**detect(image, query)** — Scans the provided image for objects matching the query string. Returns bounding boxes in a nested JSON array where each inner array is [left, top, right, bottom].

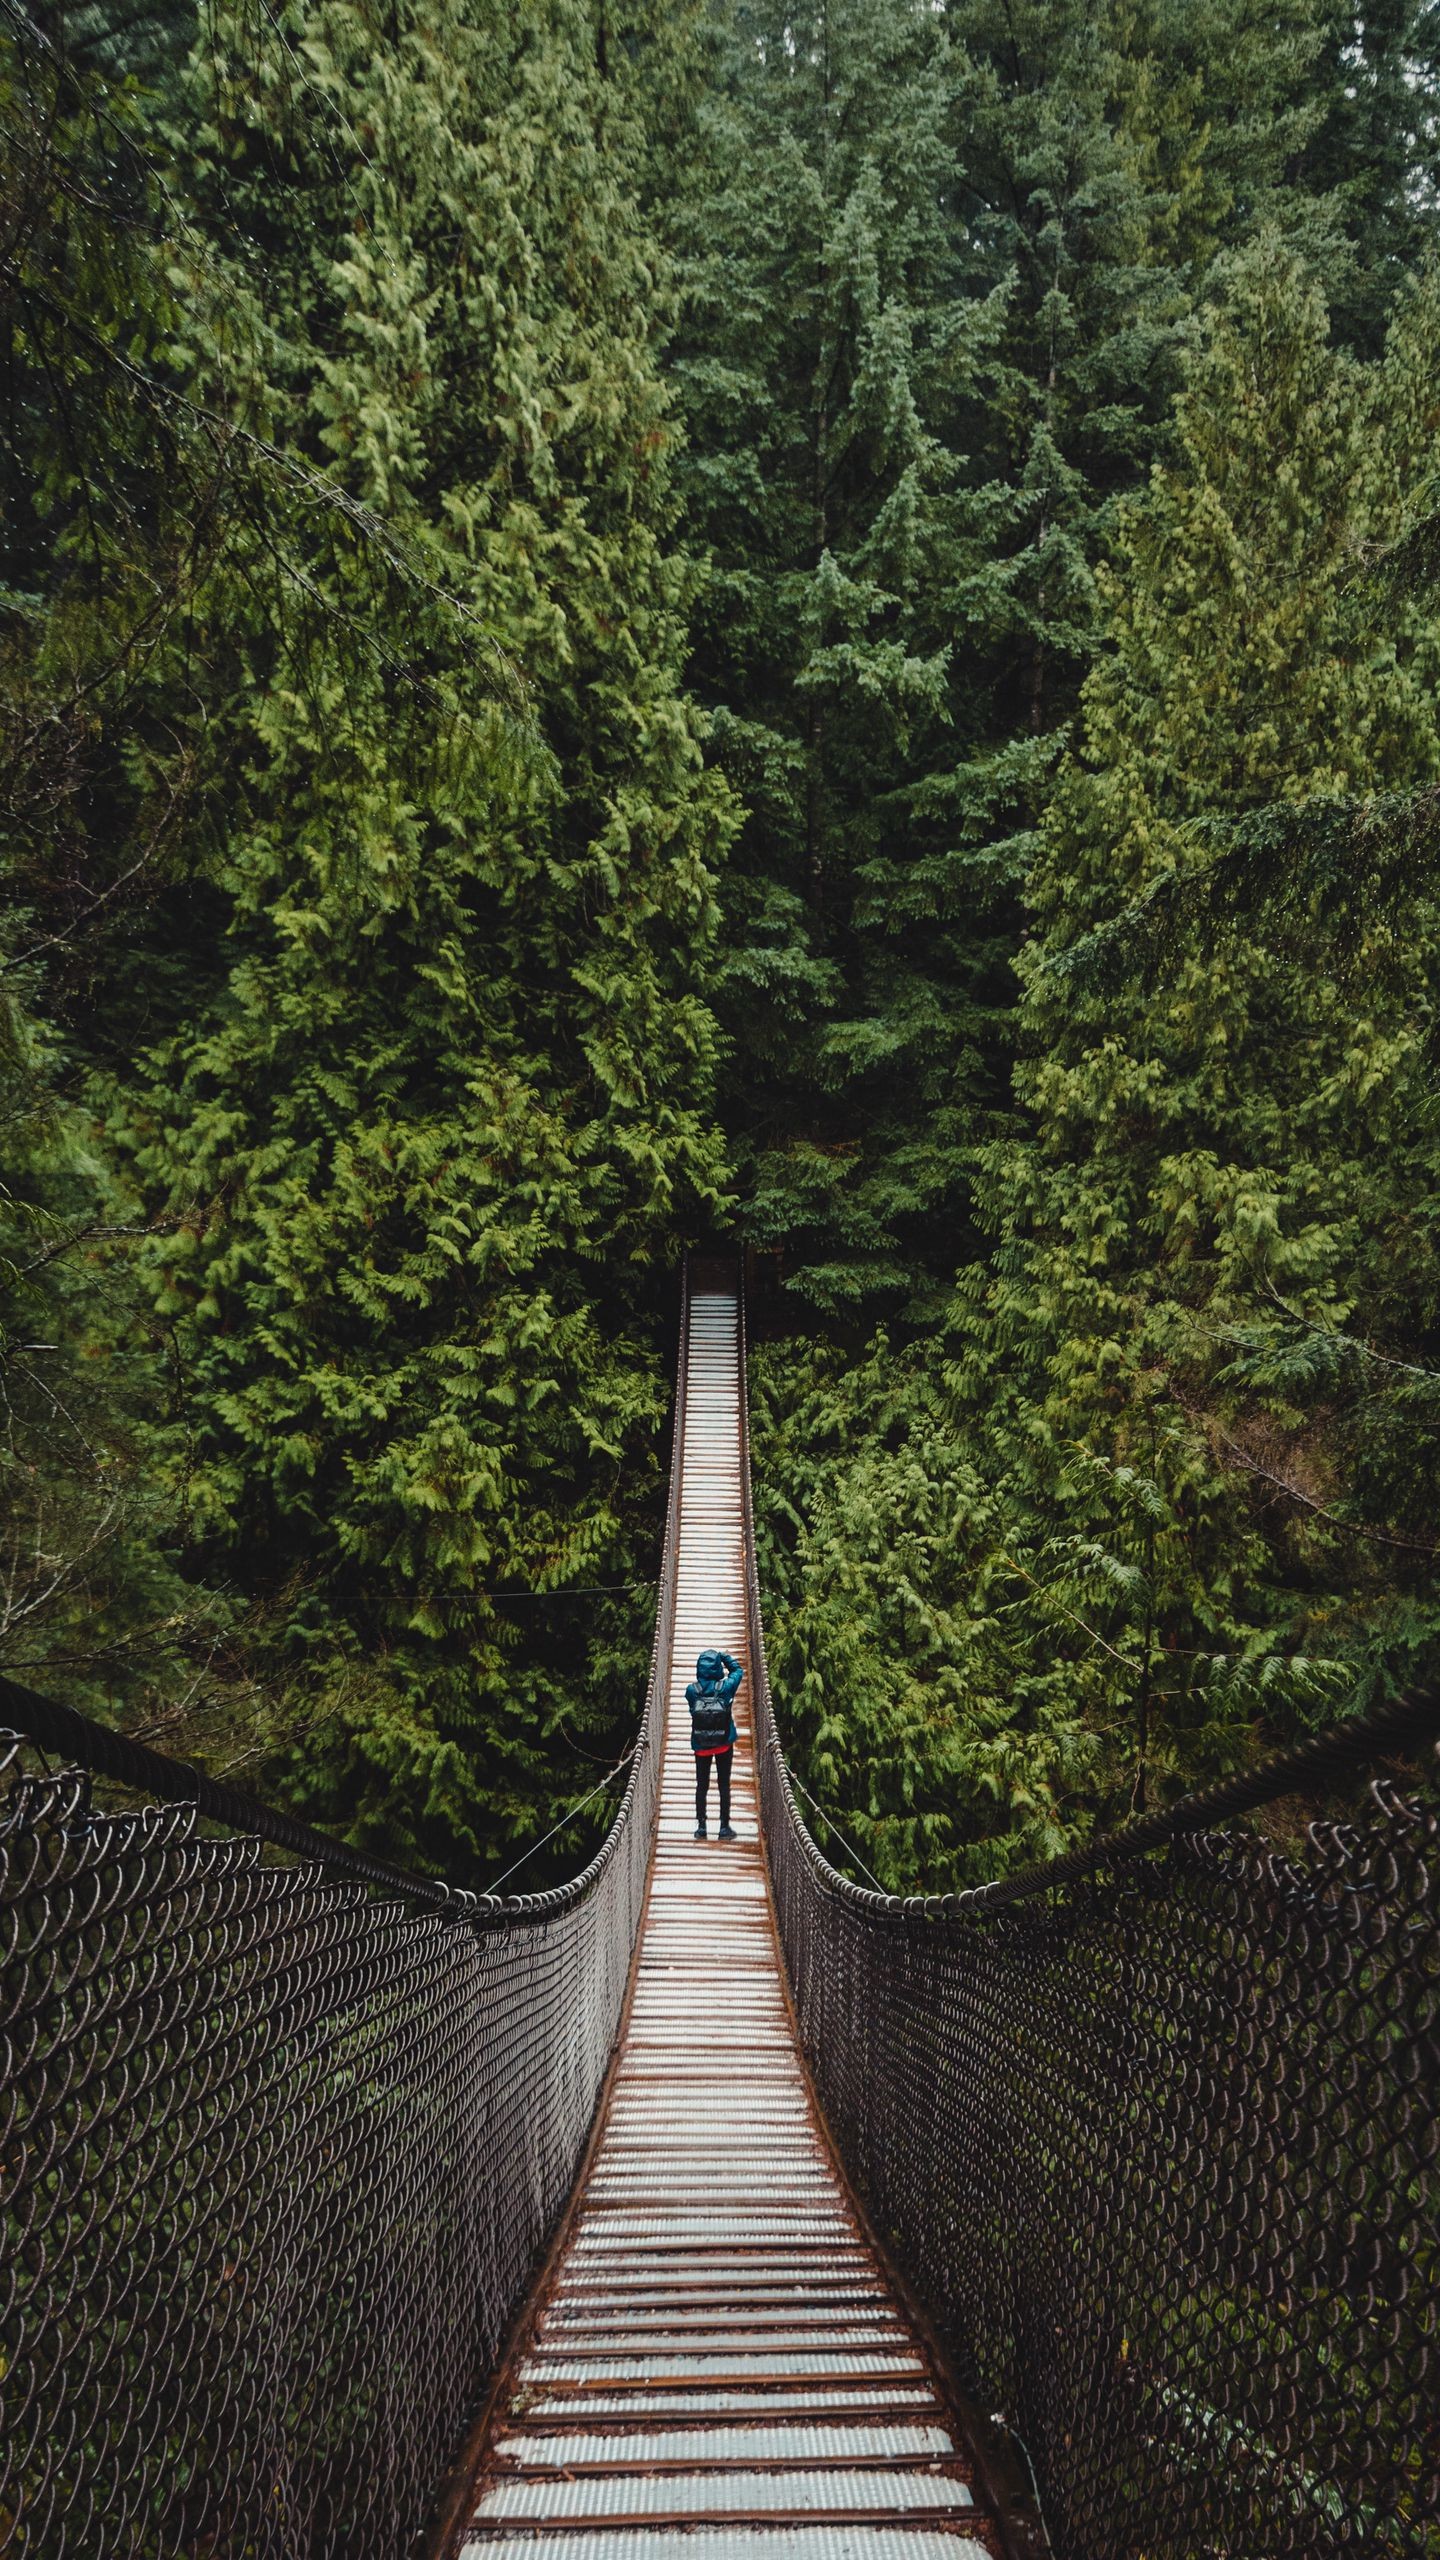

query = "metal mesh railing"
[[739, 1297, 1440, 2560], [0, 1299, 683, 2560]]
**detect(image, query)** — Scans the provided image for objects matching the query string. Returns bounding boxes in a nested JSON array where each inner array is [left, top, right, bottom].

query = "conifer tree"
[[957, 242, 1440, 1813], [1300, 0, 1440, 344], [0, 3, 238, 1708], [752, 246, 1440, 1886], [669, 0, 1357, 1314], [10, 0, 1440, 1898], [671, 0, 1001, 1313], [103, 0, 736, 1871]]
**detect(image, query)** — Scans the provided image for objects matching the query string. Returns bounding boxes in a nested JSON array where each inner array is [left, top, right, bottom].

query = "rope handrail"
[[0, 1671, 654, 1923], [13, 1651, 1430, 1928], [482, 1742, 639, 1895], [0, 1288, 690, 1929], [0, 1673, 468, 1913], [779, 1752, 889, 1895], [768, 1677, 1440, 1918]]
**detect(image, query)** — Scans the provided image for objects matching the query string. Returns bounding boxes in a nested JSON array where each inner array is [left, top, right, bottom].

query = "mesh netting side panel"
[[0, 1725, 656, 2560], [755, 1694, 1439, 2560], [2, 1272, 685, 2560], [735, 1273, 1438, 2560]]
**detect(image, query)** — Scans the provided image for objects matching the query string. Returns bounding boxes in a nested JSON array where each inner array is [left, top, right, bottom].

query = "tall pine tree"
[[0, 0, 240, 1710], [2, 0, 749, 1873], [669, 0, 1357, 1315], [752, 245, 1440, 1885], [94, 0, 739, 1872], [671, 0, 1001, 1313]]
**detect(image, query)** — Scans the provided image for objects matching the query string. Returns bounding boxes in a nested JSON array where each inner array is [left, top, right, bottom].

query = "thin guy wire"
[[484, 1747, 639, 1896], [783, 1760, 890, 1895]]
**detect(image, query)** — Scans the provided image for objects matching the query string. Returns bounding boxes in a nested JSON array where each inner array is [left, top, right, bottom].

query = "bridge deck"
[[457, 1287, 996, 2559]]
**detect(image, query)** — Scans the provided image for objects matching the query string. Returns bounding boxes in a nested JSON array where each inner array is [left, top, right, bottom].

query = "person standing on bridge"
[[688, 1648, 742, 1841]]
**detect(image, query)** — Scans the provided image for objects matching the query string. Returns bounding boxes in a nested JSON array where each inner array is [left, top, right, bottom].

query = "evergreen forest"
[[5, 0, 1440, 1891]]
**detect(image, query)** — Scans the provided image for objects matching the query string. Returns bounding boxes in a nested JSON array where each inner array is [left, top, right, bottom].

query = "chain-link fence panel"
[[1, 1762, 629, 2557]]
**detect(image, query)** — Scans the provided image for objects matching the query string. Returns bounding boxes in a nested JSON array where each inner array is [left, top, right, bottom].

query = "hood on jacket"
[[695, 1650, 724, 1685]]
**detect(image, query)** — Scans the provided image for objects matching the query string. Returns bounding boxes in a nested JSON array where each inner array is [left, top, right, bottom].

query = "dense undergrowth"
[[3, 0, 1439, 1888]]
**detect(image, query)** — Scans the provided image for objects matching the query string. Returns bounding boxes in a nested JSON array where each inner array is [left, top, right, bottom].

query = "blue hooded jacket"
[[686, 1649, 743, 1754]]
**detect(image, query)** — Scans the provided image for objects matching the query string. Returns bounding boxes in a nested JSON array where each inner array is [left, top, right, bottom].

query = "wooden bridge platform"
[[453, 1286, 998, 2558]]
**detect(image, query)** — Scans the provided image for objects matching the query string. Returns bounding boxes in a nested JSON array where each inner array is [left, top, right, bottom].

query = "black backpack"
[[688, 1687, 732, 1750]]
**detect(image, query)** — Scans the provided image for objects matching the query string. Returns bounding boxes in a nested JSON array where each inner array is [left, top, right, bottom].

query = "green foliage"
[[2, 0, 735, 1876], [120, 0, 738, 1872], [753, 247, 1440, 1886], [0, 954, 218, 1706], [670, 0, 1001, 1314], [1298, 0, 1440, 344], [7, 0, 1440, 1899], [667, 0, 1379, 1316], [0, 5, 242, 1714]]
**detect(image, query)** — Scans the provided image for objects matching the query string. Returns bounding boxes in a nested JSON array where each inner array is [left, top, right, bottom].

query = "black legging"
[[695, 1747, 732, 1827]]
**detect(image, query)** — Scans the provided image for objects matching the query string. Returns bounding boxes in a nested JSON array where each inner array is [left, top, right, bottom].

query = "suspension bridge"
[[2, 1263, 1436, 2560]]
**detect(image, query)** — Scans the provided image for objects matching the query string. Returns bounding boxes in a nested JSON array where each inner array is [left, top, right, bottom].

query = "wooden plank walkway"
[[456, 1286, 998, 2559]]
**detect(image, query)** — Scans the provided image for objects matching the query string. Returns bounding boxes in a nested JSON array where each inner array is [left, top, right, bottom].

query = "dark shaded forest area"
[[4, 0, 1439, 1889]]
